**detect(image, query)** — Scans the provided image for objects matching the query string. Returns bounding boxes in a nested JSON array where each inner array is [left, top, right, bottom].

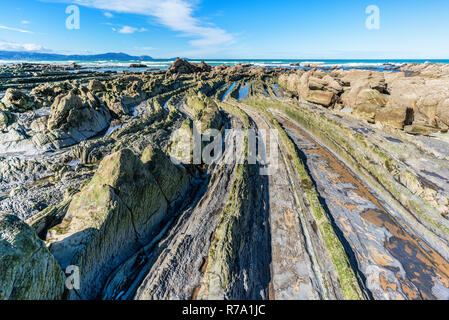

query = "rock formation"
[[0, 214, 65, 300], [0, 61, 449, 301], [1, 88, 35, 112], [278, 67, 449, 134], [47, 87, 111, 148]]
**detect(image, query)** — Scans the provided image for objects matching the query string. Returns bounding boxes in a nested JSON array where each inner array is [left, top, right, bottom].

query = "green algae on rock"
[[0, 214, 65, 300], [46, 149, 169, 299]]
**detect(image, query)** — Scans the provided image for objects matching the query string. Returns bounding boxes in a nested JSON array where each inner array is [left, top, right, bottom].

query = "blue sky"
[[0, 0, 448, 59]]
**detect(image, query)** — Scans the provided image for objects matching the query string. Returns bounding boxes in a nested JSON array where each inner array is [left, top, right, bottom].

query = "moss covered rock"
[[0, 214, 65, 300], [186, 93, 223, 132], [0, 88, 34, 112], [46, 149, 168, 299], [0, 110, 11, 130], [141, 146, 191, 203]]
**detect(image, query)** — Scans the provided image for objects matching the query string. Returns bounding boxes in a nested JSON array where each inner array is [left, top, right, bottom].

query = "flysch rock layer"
[[0, 60, 449, 300], [0, 214, 65, 300]]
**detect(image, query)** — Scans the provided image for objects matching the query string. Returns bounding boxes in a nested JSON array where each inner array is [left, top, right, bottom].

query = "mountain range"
[[0, 51, 153, 61]]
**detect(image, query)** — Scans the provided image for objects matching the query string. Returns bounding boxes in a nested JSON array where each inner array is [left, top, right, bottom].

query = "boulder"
[[277, 71, 304, 94], [339, 71, 387, 107], [322, 75, 343, 94], [104, 93, 142, 116], [308, 76, 327, 90], [100, 76, 148, 116], [355, 89, 388, 107], [306, 90, 334, 107], [31, 82, 73, 107], [168, 118, 194, 165], [375, 107, 413, 129], [353, 103, 379, 122], [47, 88, 111, 148], [46, 149, 168, 299], [1, 88, 34, 112], [278, 71, 341, 106], [198, 61, 212, 73], [387, 77, 449, 129], [436, 99, 449, 127], [30, 116, 48, 132], [0, 214, 65, 300], [167, 58, 201, 75], [404, 124, 441, 136], [186, 93, 223, 132]]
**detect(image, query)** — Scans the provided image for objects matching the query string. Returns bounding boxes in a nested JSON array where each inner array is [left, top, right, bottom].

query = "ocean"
[[1, 59, 448, 72]]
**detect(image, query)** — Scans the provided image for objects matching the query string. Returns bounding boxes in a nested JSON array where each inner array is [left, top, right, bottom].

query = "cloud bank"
[[0, 41, 46, 52]]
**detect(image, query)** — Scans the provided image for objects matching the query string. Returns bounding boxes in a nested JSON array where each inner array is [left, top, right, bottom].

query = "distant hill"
[[0, 51, 153, 61]]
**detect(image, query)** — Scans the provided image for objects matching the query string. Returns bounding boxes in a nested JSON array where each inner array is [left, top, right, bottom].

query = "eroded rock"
[[141, 146, 191, 203], [46, 149, 168, 299], [47, 88, 111, 147], [1, 88, 35, 112], [0, 214, 65, 300]]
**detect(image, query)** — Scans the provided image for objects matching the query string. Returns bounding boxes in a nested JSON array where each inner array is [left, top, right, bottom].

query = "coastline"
[[1, 58, 449, 300], [2, 59, 449, 94], [1, 58, 449, 73]]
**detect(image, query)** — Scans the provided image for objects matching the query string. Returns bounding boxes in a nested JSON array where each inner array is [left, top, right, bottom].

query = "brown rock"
[[353, 103, 379, 122], [356, 88, 388, 107], [306, 90, 334, 107], [167, 58, 211, 75], [404, 124, 441, 135], [375, 107, 413, 129]]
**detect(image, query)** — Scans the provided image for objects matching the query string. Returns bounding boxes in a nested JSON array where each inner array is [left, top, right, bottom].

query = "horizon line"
[[0, 51, 449, 61]]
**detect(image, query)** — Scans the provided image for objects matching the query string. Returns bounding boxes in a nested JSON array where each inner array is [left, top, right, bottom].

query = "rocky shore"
[[1, 59, 449, 300]]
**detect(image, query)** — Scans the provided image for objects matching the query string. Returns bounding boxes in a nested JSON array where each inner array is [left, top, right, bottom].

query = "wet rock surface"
[[0, 61, 449, 300]]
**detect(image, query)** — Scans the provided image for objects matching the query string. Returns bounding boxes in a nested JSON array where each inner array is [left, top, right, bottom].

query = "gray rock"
[[47, 88, 111, 148], [46, 149, 168, 300], [0, 88, 35, 112], [0, 214, 65, 300]]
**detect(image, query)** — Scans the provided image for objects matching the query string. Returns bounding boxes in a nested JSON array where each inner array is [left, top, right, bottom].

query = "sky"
[[0, 0, 448, 59]]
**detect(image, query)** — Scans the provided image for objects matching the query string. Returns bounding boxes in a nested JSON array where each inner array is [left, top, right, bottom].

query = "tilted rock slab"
[[0, 214, 65, 300], [46, 149, 169, 299]]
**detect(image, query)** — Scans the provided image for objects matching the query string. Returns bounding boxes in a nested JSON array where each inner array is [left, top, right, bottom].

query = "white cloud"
[[0, 25, 33, 34], [117, 26, 146, 34], [0, 41, 46, 51], [119, 26, 137, 34], [49, 0, 234, 49], [104, 12, 113, 18], [21, 20, 31, 25]]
